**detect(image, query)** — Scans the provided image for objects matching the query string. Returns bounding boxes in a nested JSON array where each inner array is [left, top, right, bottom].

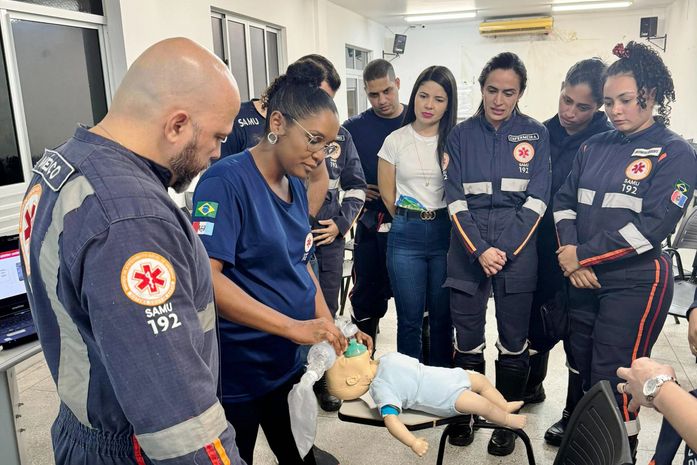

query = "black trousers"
[[223, 372, 315, 465], [567, 254, 673, 435], [315, 237, 345, 317], [350, 221, 392, 322]]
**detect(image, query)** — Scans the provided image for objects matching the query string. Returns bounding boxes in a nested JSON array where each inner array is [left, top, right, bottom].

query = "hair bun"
[[285, 60, 324, 88], [612, 43, 630, 59]]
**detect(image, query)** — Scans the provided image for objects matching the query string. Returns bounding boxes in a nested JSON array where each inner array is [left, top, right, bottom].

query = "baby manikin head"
[[326, 351, 379, 400]]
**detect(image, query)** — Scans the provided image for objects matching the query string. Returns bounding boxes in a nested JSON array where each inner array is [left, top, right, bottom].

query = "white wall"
[[110, 0, 387, 121], [664, 0, 697, 140], [392, 7, 667, 123], [318, 1, 387, 118]]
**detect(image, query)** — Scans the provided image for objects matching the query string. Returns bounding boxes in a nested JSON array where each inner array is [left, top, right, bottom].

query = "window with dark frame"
[[0, 3, 107, 189], [345, 46, 370, 118], [0, 35, 22, 187], [211, 11, 282, 102]]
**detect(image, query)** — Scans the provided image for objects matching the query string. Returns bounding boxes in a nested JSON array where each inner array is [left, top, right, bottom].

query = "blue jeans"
[[387, 211, 452, 367]]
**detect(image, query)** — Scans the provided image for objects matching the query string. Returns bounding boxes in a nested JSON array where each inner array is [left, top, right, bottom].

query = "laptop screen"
[[0, 249, 25, 301], [0, 235, 29, 319]]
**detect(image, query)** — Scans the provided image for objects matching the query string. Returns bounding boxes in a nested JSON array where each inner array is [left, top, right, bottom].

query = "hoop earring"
[[267, 132, 278, 145]]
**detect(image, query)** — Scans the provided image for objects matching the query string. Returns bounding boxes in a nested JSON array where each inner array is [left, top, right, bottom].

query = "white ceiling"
[[329, 0, 676, 26]]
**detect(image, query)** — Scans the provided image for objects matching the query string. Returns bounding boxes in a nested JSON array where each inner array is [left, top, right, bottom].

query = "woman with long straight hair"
[[377, 65, 458, 368], [443, 52, 551, 456]]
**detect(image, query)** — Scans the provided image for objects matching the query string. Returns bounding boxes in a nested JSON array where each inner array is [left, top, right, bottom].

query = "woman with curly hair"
[[553, 41, 697, 457]]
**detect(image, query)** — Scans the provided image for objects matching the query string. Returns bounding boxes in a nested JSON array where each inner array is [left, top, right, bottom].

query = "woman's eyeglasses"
[[288, 116, 338, 157]]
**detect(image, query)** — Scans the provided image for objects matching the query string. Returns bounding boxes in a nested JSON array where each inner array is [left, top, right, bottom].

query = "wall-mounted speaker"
[[393, 34, 407, 54], [640, 17, 658, 38]]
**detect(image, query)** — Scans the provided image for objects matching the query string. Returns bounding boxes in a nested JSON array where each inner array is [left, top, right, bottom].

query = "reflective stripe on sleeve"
[[448, 200, 469, 216], [343, 189, 366, 201], [577, 188, 596, 205], [553, 209, 577, 224], [328, 179, 340, 190], [198, 301, 216, 333], [522, 196, 547, 216], [462, 182, 493, 195], [500, 178, 530, 192], [136, 402, 229, 461], [601, 193, 643, 214], [618, 222, 653, 254], [40, 176, 95, 427]]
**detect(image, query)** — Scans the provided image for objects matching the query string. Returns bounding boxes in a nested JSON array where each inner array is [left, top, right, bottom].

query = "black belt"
[[395, 207, 447, 221]]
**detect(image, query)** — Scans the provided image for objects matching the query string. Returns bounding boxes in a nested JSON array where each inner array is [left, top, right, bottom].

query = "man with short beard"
[[18, 38, 244, 465]]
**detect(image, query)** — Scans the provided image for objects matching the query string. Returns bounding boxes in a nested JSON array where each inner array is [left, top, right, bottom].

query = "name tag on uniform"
[[32, 149, 75, 191], [631, 147, 662, 157], [508, 133, 539, 143]]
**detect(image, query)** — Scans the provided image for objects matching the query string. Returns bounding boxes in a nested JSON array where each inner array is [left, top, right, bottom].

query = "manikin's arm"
[[383, 414, 429, 457]]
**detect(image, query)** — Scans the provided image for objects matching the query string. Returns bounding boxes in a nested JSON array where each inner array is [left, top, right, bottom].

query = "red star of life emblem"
[[23, 204, 36, 242], [632, 162, 645, 174], [518, 147, 530, 158], [133, 264, 166, 294]]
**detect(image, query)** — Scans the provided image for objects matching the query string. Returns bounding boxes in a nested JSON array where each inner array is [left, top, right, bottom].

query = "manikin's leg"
[[467, 371, 523, 413], [454, 390, 527, 430]]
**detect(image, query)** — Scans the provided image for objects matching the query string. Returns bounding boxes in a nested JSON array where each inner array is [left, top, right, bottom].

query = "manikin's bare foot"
[[507, 401, 524, 412], [504, 413, 527, 429]]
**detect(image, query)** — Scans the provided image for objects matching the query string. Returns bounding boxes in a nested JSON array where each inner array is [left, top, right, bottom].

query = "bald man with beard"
[[18, 38, 244, 465]]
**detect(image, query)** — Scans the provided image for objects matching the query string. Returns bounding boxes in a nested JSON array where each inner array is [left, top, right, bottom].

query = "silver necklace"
[[411, 126, 434, 187], [96, 124, 122, 147]]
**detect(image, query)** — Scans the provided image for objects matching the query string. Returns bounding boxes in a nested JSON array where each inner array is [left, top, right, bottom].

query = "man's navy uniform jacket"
[[19, 126, 242, 465]]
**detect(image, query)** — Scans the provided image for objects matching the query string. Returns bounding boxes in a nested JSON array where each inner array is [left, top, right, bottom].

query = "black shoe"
[[447, 422, 474, 447], [523, 352, 549, 404], [313, 374, 342, 412], [487, 361, 529, 456], [628, 435, 638, 464], [544, 410, 570, 446], [312, 446, 340, 465], [487, 428, 516, 456], [522, 383, 546, 404]]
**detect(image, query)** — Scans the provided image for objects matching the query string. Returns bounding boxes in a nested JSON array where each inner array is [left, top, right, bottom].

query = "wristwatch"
[[643, 374, 679, 402]]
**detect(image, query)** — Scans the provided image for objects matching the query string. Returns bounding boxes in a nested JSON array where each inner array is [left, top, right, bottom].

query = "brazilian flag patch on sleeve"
[[195, 201, 219, 218]]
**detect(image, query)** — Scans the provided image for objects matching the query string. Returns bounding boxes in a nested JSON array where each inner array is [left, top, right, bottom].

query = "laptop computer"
[[0, 234, 37, 349]]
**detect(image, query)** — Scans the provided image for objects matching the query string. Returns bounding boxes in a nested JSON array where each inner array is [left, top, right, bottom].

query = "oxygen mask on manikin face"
[[288, 319, 360, 457]]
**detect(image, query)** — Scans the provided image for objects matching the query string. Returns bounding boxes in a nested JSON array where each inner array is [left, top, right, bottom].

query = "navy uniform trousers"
[[568, 253, 673, 435], [314, 237, 345, 317], [451, 242, 537, 370]]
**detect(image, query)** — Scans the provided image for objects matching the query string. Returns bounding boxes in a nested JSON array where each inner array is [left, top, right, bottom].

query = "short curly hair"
[[607, 41, 675, 125]]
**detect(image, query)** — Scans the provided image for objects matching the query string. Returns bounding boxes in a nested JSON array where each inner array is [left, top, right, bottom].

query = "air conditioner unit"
[[479, 16, 553, 36]]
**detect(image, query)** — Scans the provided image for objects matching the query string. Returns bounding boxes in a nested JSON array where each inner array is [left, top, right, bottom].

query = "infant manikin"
[[326, 345, 526, 457]]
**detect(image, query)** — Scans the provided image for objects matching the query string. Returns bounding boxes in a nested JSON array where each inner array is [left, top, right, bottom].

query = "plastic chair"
[[338, 398, 536, 465], [664, 199, 697, 323], [553, 380, 632, 465]]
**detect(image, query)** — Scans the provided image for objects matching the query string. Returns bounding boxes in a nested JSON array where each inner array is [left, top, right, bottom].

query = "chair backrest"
[[672, 199, 697, 250], [553, 380, 632, 465], [184, 191, 194, 215]]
